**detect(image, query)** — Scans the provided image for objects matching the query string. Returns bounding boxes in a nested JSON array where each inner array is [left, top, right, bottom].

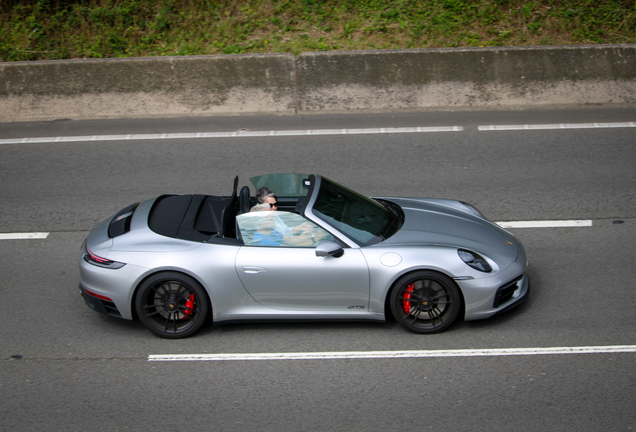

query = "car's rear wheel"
[[390, 271, 461, 334], [135, 272, 209, 339]]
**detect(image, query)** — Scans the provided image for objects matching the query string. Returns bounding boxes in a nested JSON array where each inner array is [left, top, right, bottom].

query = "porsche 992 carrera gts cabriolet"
[[79, 173, 529, 338]]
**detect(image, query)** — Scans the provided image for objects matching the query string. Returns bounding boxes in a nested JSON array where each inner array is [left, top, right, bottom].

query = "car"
[[78, 173, 529, 338]]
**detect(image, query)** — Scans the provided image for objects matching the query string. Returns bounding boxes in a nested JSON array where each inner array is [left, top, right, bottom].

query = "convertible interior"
[[146, 176, 304, 244]]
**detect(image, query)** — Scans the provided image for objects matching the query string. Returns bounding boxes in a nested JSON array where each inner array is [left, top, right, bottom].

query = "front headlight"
[[458, 249, 492, 273]]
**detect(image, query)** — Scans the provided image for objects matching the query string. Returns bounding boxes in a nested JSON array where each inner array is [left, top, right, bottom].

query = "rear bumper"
[[79, 284, 123, 318]]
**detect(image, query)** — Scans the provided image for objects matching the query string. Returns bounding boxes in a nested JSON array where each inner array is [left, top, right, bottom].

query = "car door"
[[235, 246, 369, 311], [235, 211, 370, 311]]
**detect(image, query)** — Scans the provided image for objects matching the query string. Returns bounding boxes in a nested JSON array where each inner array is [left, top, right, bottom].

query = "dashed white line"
[[0, 232, 49, 240], [496, 220, 593, 228], [0, 220, 595, 241], [2, 121, 633, 144], [148, 345, 636, 362], [478, 121, 636, 131], [0, 126, 464, 145]]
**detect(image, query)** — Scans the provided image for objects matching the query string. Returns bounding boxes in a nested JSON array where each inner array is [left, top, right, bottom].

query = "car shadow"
[[199, 319, 400, 336]]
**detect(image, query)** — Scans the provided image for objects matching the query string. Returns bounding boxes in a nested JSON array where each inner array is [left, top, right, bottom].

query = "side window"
[[236, 211, 334, 247]]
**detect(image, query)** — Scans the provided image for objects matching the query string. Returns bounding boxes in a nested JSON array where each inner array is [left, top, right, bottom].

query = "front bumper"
[[460, 271, 530, 321], [492, 275, 530, 317]]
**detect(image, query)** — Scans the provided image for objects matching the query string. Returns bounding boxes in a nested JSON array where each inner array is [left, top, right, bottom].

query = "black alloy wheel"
[[390, 271, 461, 334], [135, 272, 209, 339]]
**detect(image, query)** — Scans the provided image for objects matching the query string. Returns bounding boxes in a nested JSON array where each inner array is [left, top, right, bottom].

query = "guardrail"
[[1, 44, 635, 121]]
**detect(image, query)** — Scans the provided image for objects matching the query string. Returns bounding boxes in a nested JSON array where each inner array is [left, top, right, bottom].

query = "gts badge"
[[348, 305, 365, 310]]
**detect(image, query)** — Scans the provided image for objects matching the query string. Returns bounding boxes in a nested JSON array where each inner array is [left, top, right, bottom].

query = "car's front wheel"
[[135, 272, 209, 339], [390, 271, 461, 334]]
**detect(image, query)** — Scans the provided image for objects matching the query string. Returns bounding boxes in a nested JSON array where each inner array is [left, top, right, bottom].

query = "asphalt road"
[[1, 108, 635, 431]]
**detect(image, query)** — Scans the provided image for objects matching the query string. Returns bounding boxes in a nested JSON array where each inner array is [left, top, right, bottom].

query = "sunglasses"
[[268, 202, 278, 208]]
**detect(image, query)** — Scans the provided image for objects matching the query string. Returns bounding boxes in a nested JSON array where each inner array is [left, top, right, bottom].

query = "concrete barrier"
[[297, 45, 636, 112], [0, 53, 297, 121], [1, 44, 635, 121]]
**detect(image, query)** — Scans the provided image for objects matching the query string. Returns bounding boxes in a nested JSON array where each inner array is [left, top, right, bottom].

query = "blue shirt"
[[252, 229, 285, 246]]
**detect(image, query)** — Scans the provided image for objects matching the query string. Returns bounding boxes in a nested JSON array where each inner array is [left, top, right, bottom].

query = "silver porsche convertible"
[[78, 173, 529, 338]]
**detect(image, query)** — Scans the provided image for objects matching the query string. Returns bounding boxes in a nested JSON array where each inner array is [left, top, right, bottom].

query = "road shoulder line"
[[149, 345, 636, 361]]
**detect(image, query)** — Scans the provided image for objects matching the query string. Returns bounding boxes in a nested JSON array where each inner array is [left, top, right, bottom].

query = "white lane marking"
[[0, 220, 594, 241], [2, 121, 632, 145], [0, 126, 464, 145], [149, 345, 636, 362], [479, 122, 636, 131], [0, 232, 49, 240], [496, 220, 593, 228]]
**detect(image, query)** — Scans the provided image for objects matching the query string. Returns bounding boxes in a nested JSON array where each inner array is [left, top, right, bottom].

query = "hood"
[[382, 198, 519, 262]]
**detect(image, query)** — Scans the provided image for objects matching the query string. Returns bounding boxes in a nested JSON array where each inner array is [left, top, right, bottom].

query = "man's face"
[[263, 196, 278, 211]]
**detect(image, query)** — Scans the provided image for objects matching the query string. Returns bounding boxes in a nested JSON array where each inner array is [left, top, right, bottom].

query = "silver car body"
[[79, 174, 529, 332]]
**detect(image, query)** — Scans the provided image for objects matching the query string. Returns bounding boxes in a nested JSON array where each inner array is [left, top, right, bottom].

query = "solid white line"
[[0, 126, 464, 145], [478, 122, 636, 131], [148, 345, 636, 362], [496, 220, 593, 228], [0, 232, 49, 240]]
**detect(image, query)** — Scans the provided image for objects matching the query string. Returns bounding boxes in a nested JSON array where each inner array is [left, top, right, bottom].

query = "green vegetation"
[[1, 0, 635, 61]]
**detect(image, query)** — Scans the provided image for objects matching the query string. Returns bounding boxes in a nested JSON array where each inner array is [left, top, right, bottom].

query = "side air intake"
[[108, 202, 140, 238]]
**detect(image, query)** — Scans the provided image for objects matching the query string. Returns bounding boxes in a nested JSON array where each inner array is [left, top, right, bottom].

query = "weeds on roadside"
[[1, 0, 635, 61]]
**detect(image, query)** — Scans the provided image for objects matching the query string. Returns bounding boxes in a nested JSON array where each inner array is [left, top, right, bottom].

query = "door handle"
[[242, 266, 266, 274]]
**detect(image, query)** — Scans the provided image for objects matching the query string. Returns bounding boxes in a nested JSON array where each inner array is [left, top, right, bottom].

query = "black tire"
[[135, 272, 209, 339], [390, 271, 461, 334]]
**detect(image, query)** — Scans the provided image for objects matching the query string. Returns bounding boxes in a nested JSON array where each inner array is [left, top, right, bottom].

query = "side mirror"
[[315, 241, 344, 258]]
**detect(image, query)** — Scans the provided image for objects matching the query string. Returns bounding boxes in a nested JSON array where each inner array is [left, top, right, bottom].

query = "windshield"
[[312, 177, 402, 246]]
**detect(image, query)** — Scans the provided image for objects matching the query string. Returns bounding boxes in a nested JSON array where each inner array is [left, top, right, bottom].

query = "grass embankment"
[[1, 0, 635, 61]]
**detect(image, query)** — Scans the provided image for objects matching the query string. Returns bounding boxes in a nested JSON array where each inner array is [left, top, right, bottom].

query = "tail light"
[[82, 241, 125, 269]]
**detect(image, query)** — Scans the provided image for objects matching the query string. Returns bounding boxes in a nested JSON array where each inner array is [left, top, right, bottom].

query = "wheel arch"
[[130, 269, 213, 323], [383, 268, 466, 322]]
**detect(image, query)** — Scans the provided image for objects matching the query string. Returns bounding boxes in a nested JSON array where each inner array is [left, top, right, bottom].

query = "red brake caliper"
[[183, 294, 195, 319], [402, 283, 414, 314]]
